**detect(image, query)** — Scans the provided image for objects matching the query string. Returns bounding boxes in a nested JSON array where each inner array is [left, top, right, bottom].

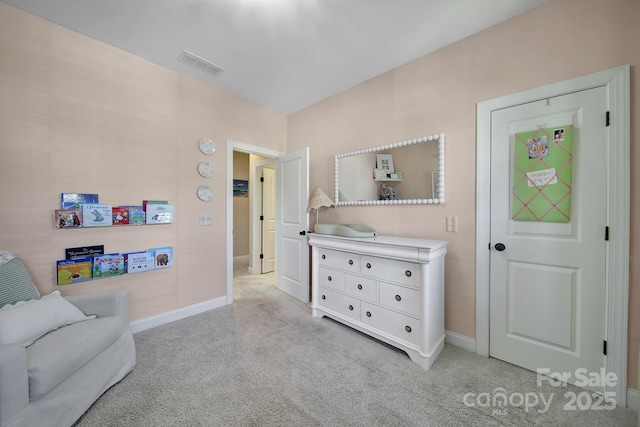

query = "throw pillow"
[[0, 290, 96, 346], [0, 256, 40, 307]]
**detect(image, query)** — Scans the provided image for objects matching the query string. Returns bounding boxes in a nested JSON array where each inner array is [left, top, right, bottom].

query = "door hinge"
[[259, 215, 264, 221], [606, 111, 610, 127], [605, 226, 609, 241], [259, 254, 264, 259], [260, 177, 264, 182], [603, 340, 607, 356]]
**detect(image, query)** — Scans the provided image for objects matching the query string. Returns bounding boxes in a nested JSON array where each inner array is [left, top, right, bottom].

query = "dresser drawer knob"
[[327, 276, 332, 281], [366, 263, 372, 269], [322, 295, 326, 300], [348, 259, 354, 265], [348, 305, 354, 311], [405, 326, 412, 333], [405, 270, 412, 277], [322, 254, 326, 259], [366, 311, 372, 317], [357, 284, 363, 290], [395, 294, 401, 302]]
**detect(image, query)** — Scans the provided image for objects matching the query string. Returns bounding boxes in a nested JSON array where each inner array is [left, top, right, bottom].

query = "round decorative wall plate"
[[197, 161, 215, 178], [197, 185, 213, 202], [198, 138, 215, 155]]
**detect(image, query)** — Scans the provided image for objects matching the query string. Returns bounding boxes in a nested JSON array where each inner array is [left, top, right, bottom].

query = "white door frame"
[[475, 66, 630, 404], [226, 140, 284, 305]]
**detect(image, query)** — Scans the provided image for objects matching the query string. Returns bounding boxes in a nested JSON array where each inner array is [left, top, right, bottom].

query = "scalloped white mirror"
[[334, 133, 444, 206]]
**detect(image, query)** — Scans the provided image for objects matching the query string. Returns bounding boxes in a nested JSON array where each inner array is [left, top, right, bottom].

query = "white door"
[[490, 87, 608, 392], [261, 167, 276, 273], [275, 147, 310, 303]]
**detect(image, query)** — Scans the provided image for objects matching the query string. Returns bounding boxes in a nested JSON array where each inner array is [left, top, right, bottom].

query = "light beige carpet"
[[73, 264, 637, 426]]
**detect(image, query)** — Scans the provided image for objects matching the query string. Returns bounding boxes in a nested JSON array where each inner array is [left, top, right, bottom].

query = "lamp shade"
[[307, 187, 335, 212]]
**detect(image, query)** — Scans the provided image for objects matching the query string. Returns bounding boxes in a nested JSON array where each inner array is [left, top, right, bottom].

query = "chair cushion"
[[27, 316, 125, 401], [0, 290, 96, 346], [0, 256, 40, 307]]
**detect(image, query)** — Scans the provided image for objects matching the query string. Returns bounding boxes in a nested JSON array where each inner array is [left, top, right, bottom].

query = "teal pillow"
[[0, 257, 40, 307]]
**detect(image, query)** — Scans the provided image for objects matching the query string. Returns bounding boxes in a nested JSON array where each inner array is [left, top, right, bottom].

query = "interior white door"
[[489, 87, 608, 392], [275, 147, 310, 303], [261, 167, 276, 273]]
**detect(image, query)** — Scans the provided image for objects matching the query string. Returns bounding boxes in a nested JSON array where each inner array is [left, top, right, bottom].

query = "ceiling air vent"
[[177, 50, 224, 77]]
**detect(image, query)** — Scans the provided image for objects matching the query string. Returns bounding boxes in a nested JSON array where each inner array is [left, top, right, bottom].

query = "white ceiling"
[[2, 0, 550, 114]]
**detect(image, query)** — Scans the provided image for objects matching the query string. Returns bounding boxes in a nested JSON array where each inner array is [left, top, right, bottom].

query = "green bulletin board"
[[512, 125, 574, 222]]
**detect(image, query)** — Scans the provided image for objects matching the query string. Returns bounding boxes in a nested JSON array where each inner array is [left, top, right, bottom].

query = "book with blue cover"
[[61, 193, 99, 209]]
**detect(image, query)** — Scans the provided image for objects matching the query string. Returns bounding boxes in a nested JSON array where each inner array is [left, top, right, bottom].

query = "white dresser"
[[309, 233, 448, 369]]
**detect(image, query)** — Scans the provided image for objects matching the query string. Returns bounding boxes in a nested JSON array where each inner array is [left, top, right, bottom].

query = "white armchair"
[[0, 252, 135, 427]]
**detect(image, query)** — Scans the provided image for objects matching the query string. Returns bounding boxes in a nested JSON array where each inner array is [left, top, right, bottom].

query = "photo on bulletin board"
[[233, 179, 249, 197], [512, 125, 573, 222]]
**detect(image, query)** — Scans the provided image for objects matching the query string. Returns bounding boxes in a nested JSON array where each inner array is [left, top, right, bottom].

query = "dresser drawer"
[[379, 282, 419, 316], [360, 302, 420, 346], [344, 273, 378, 303], [317, 248, 359, 273], [360, 255, 420, 288], [318, 287, 360, 321], [318, 266, 344, 291]]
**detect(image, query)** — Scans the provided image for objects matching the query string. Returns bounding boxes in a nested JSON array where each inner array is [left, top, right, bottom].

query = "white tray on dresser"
[[309, 233, 448, 370]]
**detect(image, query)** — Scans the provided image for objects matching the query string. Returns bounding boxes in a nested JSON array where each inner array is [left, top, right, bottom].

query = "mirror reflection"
[[335, 134, 444, 206]]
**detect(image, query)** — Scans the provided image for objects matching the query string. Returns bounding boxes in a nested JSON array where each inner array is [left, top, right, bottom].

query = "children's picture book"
[[123, 251, 154, 274], [143, 200, 168, 211], [82, 204, 112, 227], [65, 245, 104, 260], [57, 258, 93, 285], [145, 204, 174, 224], [92, 254, 125, 278], [122, 206, 145, 225], [112, 207, 129, 225], [149, 246, 173, 269], [55, 209, 83, 228], [61, 193, 99, 209]]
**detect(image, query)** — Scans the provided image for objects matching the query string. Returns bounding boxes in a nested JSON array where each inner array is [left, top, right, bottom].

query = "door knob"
[[494, 243, 506, 251], [299, 230, 306, 236]]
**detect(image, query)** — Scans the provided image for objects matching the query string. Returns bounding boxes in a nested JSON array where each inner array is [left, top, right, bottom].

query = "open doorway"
[[231, 151, 276, 275], [226, 140, 283, 305]]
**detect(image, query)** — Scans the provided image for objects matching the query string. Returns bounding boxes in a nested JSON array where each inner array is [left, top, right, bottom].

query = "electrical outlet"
[[446, 216, 458, 232]]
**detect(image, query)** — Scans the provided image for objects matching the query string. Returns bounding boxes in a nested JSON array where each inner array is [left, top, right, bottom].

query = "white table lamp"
[[307, 187, 335, 230]]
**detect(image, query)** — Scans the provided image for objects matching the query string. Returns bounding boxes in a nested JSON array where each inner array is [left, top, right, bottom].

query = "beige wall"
[[233, 152, 250, 258], [287, 0, 639, 389], [0, 4, 286, 319]]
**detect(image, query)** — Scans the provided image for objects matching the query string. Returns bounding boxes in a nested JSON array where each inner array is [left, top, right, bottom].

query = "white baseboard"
[[130, 296, 227, 334], [233, 255, 249, 264], [445, 330, 476, 353], [627, 387, 638, 412]]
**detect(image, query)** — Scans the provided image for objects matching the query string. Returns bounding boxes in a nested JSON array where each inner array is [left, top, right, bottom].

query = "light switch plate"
[[199, 214, 212, 226]]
